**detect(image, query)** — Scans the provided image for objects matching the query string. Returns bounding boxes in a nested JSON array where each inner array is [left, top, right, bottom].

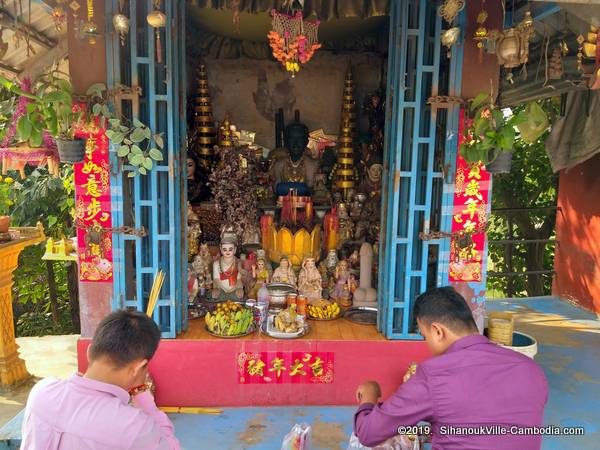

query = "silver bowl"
[[266, 282, 295, 310]]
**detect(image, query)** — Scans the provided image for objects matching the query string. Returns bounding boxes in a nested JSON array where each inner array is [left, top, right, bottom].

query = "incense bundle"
[[159, 406, 222, 415], [146, 270, 165, 317]]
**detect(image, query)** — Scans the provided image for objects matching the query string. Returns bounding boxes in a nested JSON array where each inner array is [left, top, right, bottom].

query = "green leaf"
[[117, 145, 130, 157], [124, 138, 132, 145], [149, 148, 163, 161], [57, 79, 74, 95], [130, 153, 145, 166], [105, 129, 115, 140], [108, 131, 124, 144], [26, 103, 37, 114], [133, 118, 144, 128], [44, 91, 69, 104], [471, 93, 490, 110], [144, 126, 151, 140], [102, 104, 111, 118], [92, 103, 102, 116], [127, 171, 136, 178], [131, 144, 143, 154], [120, 126, 129, 133], [130, 128, 146, 143], [139, 166, 147, 175], [30, 127, 43, 147], [17, 115, 32, 140], [108, 118, 121, 128], [47, 215, 58, 228], [154, 133, 164, 149], [142, 158, 153, 170]]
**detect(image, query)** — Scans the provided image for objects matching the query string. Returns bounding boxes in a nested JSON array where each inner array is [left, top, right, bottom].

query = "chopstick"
[[146, 270, 165, 317]]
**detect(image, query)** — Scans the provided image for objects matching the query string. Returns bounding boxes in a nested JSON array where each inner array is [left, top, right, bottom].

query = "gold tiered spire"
[[335, 67, 357, 200], [190, 65, 217, 166]]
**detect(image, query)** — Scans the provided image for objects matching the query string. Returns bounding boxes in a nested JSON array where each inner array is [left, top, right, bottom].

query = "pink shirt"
[[21, 374, 180, 450]]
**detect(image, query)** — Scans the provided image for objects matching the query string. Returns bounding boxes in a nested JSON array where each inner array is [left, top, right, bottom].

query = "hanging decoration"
[[473, 6, 489, 62], [441, 27, 460, 58], [438, 0, 465, 25], [488, 11, 534, 69], [267, 1, 321, 78], [147, 0, 166, 64], [577, 34, 585, 73], [112, 0, 129, 46], [51, 0, 67, 32], [81, 0, 99, 44], [548, 47, 564, 80]]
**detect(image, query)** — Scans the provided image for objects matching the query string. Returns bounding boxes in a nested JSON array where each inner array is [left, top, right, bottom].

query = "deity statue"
[[337, 203, 355, 247], [270, 121, 319, 197], [210, 233, 245, 302], [297, 257, 322, 301], [248, 257, 271, 299], [358, 152, 383, 200], [312, 173, 331, 206], [271, 256, 297, 287], [187, 202, 202, 261], [331, 260, 351, 306], [191, 243, 212, 285], [325, 249, 339, 273]]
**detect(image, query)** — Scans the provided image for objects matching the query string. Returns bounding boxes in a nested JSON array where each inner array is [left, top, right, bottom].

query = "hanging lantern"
[[267, 4, 321, 78], [147, 0, 166, 64], [112, 0, 129, 46], [441, 27, 460, 58], [82, 0, 100, 44], [488, 11, 534, 69], [51, 5, 67, 31]]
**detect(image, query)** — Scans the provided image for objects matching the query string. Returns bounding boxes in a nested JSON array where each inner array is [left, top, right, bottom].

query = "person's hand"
[[355, 381, 381, 405]]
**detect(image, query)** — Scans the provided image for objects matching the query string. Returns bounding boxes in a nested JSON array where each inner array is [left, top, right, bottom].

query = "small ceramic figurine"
[[331, 260, 351, 306], [191, 243, 212, 296], [325, 249, 339, 273], [271, 256, 297, 287], [297, 257, 322, 301], [249, 257, 271, 299], [211, 232, 244, 302]]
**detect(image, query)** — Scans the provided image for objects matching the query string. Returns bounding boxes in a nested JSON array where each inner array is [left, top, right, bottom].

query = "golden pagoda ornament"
[[219, 116, 235, 148], [335, 117, 356, 201], [190, 65, 217, 167], [341, 67, 357, 140]]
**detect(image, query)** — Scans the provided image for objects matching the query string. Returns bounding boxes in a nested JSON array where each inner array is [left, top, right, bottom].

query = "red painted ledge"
[[78, 338, 430, 406]]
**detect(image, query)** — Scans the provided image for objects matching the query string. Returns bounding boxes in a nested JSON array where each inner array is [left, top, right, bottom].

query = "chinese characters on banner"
[[74, 129, 113, 282], [449, 110, 490, 282], [238, 352, 334, 384]]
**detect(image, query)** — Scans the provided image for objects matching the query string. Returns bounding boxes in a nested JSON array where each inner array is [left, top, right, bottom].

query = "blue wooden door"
[[106, 0, 187, 337], [378, 0, 464, 339]]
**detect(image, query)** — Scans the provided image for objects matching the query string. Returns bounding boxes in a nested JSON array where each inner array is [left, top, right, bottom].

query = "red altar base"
[[77, 321, 429, 406]]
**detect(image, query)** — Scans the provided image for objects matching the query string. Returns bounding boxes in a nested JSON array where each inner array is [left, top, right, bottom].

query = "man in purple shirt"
[[21, 310, 180, 450], [355, 287, 548, 450]]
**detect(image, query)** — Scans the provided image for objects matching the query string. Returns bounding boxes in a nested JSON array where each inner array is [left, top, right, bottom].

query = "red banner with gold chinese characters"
[[238, 351, 334, 384], [449, 110, 490, 282], [74, 129, 113, 282]]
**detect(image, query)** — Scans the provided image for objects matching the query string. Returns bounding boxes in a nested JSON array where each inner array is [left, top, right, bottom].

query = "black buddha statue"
[[270, 121, 319, 197]]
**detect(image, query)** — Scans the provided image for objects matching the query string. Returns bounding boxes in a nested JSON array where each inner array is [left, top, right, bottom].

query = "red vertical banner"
[[449, 110, 490, 282], [74, 129, 114, 282]]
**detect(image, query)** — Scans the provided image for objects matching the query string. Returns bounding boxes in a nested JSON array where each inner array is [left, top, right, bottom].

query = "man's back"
[[21, 374, 178, 450], [355, 335, 548, 450], [422, 335, 548, 449]]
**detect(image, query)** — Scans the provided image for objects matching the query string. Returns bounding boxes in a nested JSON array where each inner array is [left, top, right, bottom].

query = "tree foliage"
[[487, 99, 559, 297]]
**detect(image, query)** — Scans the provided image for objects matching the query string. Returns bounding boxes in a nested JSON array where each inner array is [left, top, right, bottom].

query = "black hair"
[[89, 310, 161, 367], [413, 287, 478, 333]]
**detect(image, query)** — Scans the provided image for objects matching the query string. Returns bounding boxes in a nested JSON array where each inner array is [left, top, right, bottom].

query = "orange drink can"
[[286, 293, 297, 307], [296, 295, 307, 315]]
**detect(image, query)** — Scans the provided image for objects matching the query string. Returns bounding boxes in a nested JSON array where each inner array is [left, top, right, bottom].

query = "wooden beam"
[[0, 62, 20, 75], [0, 10, 56, 49]]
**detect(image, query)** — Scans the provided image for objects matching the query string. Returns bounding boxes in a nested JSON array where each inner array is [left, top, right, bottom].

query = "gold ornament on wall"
[[438, 0, 465, 25]]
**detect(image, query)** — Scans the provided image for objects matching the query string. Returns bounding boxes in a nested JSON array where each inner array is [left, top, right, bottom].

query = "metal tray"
[[205, 323, 256, 339], [260, 320, 310, 339], [344, 306, 378, 325]]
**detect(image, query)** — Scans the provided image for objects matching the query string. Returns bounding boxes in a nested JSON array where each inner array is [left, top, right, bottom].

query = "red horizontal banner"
[[238, 351, 334, 384]]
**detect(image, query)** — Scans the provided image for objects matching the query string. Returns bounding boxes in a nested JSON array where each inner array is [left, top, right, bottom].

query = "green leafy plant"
[[460, 93, 527, 165], [0, 72, 83, 145], [0, 175, 15, 215], [87, 83, 164, 177]]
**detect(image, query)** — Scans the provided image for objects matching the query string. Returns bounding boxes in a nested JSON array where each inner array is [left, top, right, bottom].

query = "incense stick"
[[159, 406, 222, 415], [146, 270, 165, 317]]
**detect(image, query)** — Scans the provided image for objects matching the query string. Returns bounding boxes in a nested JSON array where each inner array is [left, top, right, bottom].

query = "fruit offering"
[[205, 301, 254, 336], [307, 300, 340, 320], [274, 305, 302, 333]]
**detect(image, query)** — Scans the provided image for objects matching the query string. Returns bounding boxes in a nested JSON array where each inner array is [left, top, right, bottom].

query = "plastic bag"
[[347, 433, 420, 450], [281, 423, 312, 450]]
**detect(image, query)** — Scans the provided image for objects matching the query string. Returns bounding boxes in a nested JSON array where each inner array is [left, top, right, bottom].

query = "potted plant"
[[460, 93, 525, 174], [0, 175, 14, 233], [87, 83, 164, 177], [0, 72, 85, 163]]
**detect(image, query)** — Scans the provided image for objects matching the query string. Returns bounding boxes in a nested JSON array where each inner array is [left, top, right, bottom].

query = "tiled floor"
[[1, 297, 599, 449]]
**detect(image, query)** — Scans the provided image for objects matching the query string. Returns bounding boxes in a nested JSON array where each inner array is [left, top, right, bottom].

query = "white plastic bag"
[[281, 423, 312, 450], [347, 433, 420, 450]]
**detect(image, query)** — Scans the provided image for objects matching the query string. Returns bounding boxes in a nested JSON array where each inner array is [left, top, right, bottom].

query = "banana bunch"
[[285, 61, 300, 74], [307, 302, 340, 319], [205, 305, 253, 336]]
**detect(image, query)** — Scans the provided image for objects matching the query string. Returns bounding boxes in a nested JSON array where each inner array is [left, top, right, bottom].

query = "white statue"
[[211, 233, 244, 301], [353, 242, 377, 306]]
